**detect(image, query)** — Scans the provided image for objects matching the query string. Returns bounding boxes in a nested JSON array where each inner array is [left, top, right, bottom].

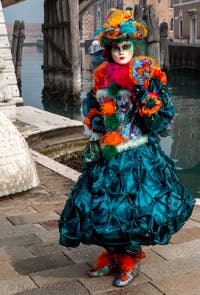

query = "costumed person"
[[59, 8, 195, 287]]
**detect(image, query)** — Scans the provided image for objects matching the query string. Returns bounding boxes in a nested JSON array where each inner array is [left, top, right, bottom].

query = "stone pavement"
[[0, 157, 200, 295], [0, 105, 200, 295]]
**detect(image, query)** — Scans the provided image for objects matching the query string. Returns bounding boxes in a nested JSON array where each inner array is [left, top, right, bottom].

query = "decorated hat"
[[94, 7, 148, 47]]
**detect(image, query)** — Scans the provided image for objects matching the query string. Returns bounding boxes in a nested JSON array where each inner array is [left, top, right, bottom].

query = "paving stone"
[[152, 239, 200, 260], [14, 281, 89, 295], [170, 227, 200, 244], [30, 262, 89, 288], [0, 205, 37, 217], [0, 216, 13, 226], [0, 246, 34, 262], [141, 247, 165, 265], [11, 253, 73, 275], [0, 197, 26, 208], [183, 219, 200, 229], [15, 224, 59, 244], [0, 247, 10, 262], [1, 223, 21, 239], [0, 223, 59, 243], [0, 276, 37, 295], [0, 262, 20, 280], [152, 269, 200, 295], [27, 188, 53, 200], [0, 196, 12, 205], [30, 227, 59, 243], [27, 242, 64, 257], [0, 234, 42, 248], [1, 222, 46, 240], [63, 244, 103, 265], [190, 207, 200, 223], [27, 194, 67, 207], [105, 282, 163, 295], [30, 202, 64, 213], [39, 219, 59, 230], [39, 280, 90, 294], [7, 211, 59, 226], [79, 272, 148, 295], [142, 255, 200, 281], [14, 290, 66, 295]]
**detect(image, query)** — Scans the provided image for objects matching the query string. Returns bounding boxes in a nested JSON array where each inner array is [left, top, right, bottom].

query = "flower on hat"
[[94, 8, 148, 47]]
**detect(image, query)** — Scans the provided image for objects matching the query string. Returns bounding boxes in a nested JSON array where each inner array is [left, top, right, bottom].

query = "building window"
[[170, 0, 174, 8], [97, 6, 101, 30], [158, 0, 161, 3], [140, 0, 147, 7], [187, 10, 198, 43], [179, 19, 183, 38], [170, 18, 174, 31], [107, 0, 111, 9], [111, 0, 115, 7]]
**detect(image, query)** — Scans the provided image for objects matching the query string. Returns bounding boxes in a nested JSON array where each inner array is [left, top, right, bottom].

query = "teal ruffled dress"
[[59, 57, 195, 251]]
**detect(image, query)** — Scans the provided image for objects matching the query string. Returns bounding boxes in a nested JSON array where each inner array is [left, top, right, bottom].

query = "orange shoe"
[[88, 252, 112, 277], [88, 251, 123, 277], [114, 252, 145, 287]]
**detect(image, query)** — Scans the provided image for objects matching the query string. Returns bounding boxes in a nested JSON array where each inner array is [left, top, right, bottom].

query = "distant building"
[[93, 1, 174, 39], [6, 23, 43, 42], [173, 0, 200, 44]]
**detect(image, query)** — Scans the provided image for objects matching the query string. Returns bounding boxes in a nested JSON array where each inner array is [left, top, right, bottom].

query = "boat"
[[90, 48, 105, 69], [36, 38, 44, 48], [89, 41, 105, 69]]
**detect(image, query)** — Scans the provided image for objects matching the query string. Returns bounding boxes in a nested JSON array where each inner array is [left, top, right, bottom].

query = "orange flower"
[[133, 22, 148, 38], [143, 80, 150, 88], [139, 94, 162, 117], [103, 10, 125, 28], [101, 131, 125, 146], [84, 108, 102, 130], [101, 98, 115, 116], [153, 67, 167, 84]]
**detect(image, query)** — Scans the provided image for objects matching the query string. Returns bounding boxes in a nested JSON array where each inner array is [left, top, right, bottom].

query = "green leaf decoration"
[[102, 145, 118, 159], [107, 83, 121, 98], [104, 114, 120, 131]]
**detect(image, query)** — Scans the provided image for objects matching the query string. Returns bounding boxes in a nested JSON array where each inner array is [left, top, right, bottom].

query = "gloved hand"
[[133, 85, 148, 103]]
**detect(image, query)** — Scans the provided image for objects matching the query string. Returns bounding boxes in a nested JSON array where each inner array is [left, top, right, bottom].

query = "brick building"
[[173, 0, 200, 43]]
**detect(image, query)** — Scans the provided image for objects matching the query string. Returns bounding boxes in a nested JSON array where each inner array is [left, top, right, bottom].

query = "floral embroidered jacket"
[[82, 56, 175, 159]]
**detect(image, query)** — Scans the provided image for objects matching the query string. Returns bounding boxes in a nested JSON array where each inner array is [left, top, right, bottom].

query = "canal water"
[[21, 46, 200, 199]]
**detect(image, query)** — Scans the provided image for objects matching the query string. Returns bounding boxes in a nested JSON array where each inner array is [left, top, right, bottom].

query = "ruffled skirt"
[[59, 143, 195, 251]]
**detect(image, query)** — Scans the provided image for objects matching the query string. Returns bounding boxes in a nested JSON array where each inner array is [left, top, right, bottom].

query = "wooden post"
[[134, 4, 143, 20], [16, 21, 25, 84], [143, 5, 160, 65], [11, 20, 25, 93], [42, 0, 81, 106], [11, 20, 20, 68], [68, 0, 81, 101], [160, 22, 169, 70], [133, 4, 147, 56]]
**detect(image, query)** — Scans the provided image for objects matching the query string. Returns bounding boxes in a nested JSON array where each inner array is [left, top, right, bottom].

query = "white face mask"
[[111, 41, 134, 65]]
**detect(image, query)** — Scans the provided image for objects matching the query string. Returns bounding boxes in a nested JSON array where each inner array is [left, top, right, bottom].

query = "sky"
[[4, 0, 44, 23]]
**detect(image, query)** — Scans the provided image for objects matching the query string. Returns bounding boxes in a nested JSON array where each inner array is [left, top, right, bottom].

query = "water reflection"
[[166, 71, 200, 198], [21, 46, 200, 198]]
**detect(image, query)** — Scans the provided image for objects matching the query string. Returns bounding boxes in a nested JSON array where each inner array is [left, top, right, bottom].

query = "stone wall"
[[0, 2, 22, 112], [81, 5, 94, 42]]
